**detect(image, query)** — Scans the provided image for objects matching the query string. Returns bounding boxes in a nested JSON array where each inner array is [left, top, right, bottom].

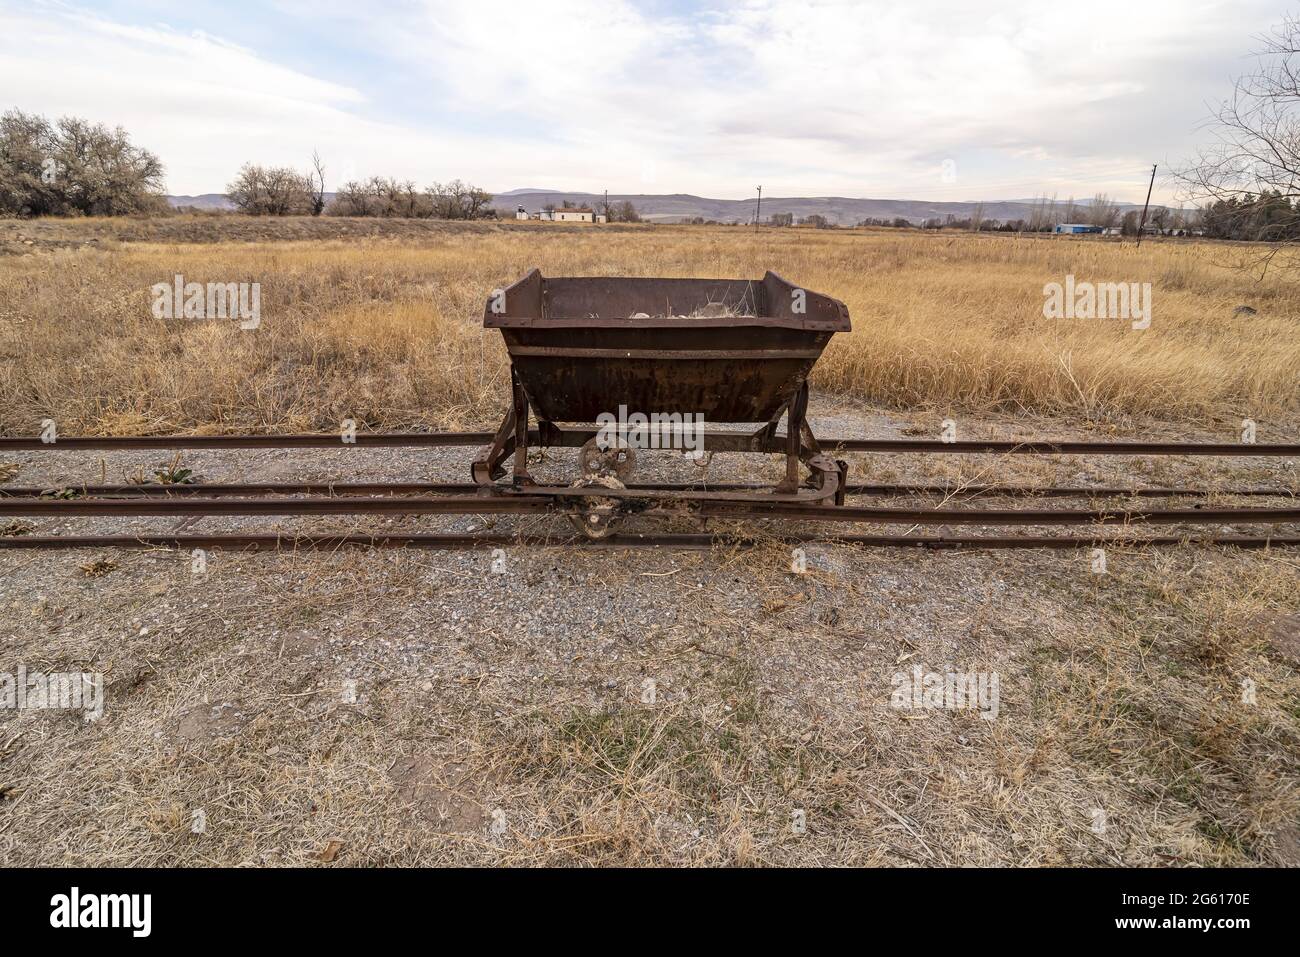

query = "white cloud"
[[1, 0, 1288, 201]]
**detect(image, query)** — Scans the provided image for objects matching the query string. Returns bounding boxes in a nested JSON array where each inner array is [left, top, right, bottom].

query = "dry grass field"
[[0, 216, 1297, 868], [1, 216, 1296, 436]]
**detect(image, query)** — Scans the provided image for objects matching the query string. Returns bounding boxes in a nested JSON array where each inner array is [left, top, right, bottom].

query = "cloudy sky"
[[0, 0, 1290, 203]]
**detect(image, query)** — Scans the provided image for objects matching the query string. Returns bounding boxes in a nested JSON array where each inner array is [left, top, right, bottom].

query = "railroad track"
[[3, 533, 1297, 551], [2, 432, 1297, 456], [1, 481, 1294, 499], [3, 492, 1297, 525], [1, 431, 1296, 552]]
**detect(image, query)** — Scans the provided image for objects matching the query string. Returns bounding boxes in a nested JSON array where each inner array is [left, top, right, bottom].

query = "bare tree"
[[324, 177, 494, 219], [0, 109, 165, 216], [309, 151, 327, 216], [1026, 193, 1058, 232], [427, 180, 494, 219], [326, 179, 372, 216], [327, 177, 418, 216], [226, 163, 316, 215], [1175, 15, 1300, 267], [1087, 192, 1120, 228]]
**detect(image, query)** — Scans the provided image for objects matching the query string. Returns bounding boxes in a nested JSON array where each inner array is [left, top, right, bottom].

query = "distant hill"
[[496, 187, 564, 196], [167, 193, 238, 210], [167, 190, 1179, 225], [489, 191, 1174, 226]]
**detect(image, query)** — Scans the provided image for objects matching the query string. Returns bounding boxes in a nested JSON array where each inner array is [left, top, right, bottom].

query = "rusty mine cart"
[[472, 269, 853, 536]]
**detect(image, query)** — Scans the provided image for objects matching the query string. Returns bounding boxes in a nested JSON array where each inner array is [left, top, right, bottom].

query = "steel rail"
[[0, 482, 480, 497], [827, 439, 1299, 456], [1, 532, 1296, 551], [0, 433, 497, 450], [2, 481, 1296, 499], [699, 503, 1300, 526], [0, 496, 550, 516], [0, 481, 1293, 500], [1, 432, 1296, 456], [538, 425, 1300, 457], [3, 494, 1297, 526]]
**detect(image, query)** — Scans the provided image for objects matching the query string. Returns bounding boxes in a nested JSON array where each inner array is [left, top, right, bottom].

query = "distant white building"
[[553, 207, 603, 223], [515, 205, 528, 220], [524, 206, 607, 223]]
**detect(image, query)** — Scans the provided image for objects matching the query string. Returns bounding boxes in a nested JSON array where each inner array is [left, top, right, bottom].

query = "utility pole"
[[604, 189, 608, 222], [1136, 164, 1157, 248], [754, 185, 762, 231]]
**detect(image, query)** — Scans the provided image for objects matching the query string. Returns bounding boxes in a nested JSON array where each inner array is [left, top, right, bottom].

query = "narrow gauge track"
[[0, 482, 1294, 499], [2, 493, 1297, 526], [2, 432, 1297, 456], [2, 533, 1296, 551], [2, 431, 1296, 551]]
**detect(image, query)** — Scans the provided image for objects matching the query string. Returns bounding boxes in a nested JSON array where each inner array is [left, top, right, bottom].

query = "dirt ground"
[[2, 399, 1297, 866]]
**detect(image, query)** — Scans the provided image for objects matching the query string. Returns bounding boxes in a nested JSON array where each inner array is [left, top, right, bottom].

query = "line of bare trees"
[[907, 195, 1196, 234], [597, 199, 641, 222], [224, 154, 502, 221], [1025, 194, 1122, 230], [0, 109, 167, 216], [225, 154, 326, 216], [226, 160, 499, 220], [327, 177, 495, 219]]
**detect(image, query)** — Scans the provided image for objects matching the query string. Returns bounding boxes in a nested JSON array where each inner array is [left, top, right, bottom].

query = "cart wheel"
[[579, 438, 636, 481], [566, 475, 625, 539]]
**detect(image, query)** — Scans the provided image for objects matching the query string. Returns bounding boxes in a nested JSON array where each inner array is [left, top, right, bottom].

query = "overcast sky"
[[1, 0, 1290, 203]]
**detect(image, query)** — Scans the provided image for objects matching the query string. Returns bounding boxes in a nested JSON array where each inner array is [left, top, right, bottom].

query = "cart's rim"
[[483, 269, 851, 332]]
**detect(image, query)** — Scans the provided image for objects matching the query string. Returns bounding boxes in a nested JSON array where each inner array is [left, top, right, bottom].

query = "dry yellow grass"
[[0, 218, 1295, 435]]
